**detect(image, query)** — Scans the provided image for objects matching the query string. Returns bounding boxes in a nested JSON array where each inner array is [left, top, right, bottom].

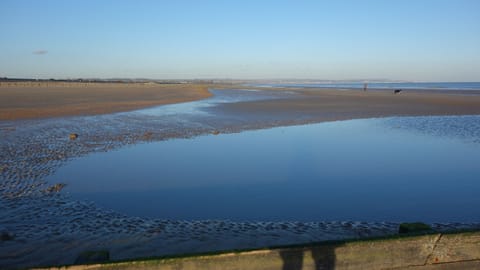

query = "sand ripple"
[[1, 90, 480, 269]]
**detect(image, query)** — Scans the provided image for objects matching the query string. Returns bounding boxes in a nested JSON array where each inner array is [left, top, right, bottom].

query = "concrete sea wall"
[[36, 231, 480, 270]]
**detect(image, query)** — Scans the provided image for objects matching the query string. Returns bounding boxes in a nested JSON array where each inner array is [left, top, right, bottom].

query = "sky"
[[1, 0, 479, 81]]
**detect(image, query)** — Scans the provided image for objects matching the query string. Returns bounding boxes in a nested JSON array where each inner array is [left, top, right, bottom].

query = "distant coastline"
[[2, 77, 479, 89], [0, 77, 214, 85], [247, 81, 480, 91]]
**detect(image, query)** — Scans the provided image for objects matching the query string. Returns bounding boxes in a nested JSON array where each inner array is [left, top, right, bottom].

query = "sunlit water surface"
[[48, 115, 480, 222]]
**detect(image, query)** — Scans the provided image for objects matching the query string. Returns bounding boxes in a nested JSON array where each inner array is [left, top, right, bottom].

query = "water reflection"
[[49, 116, 480, 222], [133, 89, 295, 117]]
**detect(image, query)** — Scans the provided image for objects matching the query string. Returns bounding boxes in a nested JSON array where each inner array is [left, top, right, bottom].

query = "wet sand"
[[2, 82, 480, 121], [0, 82, 211, 120], [217, 88, 480, 122], [2, 86, 480, 268]]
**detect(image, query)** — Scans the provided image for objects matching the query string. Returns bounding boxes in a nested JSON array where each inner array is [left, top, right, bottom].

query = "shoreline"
[[2, 82, 480, 122], [211, 87, 480, 126], [0, 82, 212, 120], [2, 87, 480, 268]]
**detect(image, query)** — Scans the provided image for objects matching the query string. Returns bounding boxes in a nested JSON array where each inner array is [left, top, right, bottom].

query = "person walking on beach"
[[363, 82, 368, 91]]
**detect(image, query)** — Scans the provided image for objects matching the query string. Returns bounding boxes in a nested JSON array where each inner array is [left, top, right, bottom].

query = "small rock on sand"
[[69, 133, 79, 140], [399, 222, 432, 234], [45, 183, 66, 193]]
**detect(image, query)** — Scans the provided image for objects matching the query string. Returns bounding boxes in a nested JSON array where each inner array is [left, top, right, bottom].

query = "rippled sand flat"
[[2, 86, 480, 268]]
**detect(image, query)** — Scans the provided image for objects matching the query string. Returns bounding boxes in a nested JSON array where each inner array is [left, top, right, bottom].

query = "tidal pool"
[[48, 116, 480, 222]]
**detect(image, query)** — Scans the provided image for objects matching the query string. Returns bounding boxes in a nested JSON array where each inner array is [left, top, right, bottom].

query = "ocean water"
[[48, 115, 480, 222], [249, 82, 480, 90]]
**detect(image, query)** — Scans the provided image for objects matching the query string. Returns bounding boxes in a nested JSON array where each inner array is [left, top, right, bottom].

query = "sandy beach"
[[2, 82, 480, 121], [218, 87, 480, 122], [0, 82, 211, 120], [3, 1, 480, 268], [2, 83, 480, 269]]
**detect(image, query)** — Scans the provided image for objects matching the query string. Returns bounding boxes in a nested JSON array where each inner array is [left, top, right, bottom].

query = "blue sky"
[[1, 0, 479, 81]]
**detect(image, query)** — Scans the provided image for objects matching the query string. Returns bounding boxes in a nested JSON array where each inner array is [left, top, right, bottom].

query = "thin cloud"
[[33, 50, 48, 55]]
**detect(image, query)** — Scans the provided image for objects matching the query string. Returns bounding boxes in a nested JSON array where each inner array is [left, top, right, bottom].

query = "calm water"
[[250, 82, 480, 90], [48, 116, 480, 222]]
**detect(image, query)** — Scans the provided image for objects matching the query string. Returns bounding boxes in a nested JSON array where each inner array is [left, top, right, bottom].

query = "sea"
[[248, 81, 480, 91]]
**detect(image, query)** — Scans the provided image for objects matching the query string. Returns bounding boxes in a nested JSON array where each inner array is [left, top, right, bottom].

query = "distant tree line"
[[0, 77, 214, 84]]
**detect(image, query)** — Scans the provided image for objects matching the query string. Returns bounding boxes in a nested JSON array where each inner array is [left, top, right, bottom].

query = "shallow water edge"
[[1, 89, 480, 269]]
